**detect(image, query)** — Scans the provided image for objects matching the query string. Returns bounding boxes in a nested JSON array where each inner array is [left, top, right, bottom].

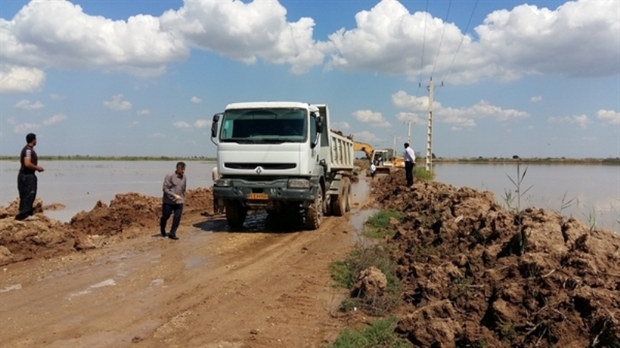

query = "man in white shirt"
[[370, 163, 376, 179], [404, 142, 416, 187]]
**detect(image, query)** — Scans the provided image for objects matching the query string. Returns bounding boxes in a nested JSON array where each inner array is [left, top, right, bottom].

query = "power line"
[[417, 0, 430, 89], [440, 0, 479, 86], [430, 0, 453, 78]]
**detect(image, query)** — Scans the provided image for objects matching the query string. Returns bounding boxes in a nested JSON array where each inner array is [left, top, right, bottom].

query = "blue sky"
[[0, 0, 618, 158]]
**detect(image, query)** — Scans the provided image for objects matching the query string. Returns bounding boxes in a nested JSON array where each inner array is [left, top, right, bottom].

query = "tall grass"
[[330, 317, 409, 348]]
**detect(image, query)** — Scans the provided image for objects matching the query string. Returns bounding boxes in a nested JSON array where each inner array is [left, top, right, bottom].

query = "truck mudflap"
[[213, 177, 320, 208]]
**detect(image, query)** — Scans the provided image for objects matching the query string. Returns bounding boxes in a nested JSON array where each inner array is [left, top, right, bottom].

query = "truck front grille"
[[224, 163, 296, 170]]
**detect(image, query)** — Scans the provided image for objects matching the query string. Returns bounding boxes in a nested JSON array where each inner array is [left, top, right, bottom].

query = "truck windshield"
[[220, 108, 308, 144]]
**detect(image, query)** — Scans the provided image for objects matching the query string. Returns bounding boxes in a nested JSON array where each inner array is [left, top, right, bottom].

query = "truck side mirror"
[[211, 113, 222, 138], [316, 115, 323, 131]]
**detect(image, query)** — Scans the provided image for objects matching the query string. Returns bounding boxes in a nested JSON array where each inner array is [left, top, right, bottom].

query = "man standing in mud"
[[160, 162, 186, 240], [404, 142, 416, 187], [16, 133, 44, 221]]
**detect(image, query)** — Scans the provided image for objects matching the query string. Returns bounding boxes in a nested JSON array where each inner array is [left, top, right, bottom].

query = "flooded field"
[[0, 160, 618, 231]]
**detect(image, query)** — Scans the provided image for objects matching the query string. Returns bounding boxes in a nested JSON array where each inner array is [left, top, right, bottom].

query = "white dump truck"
[[210, 101, 355, 230]]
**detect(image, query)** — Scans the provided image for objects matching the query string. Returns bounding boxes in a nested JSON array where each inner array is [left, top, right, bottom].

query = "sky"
[[0, 0, 618, 159]]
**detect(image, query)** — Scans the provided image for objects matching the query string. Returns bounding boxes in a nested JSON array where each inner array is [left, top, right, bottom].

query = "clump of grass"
[[338, 298, 358, 313], [329, 245, 402, 315], [366, 210, 403, 229], [362, 210, 404, 239], [499, 322, 517, 342], [330, 317, 410, 348], [413, 166, 435, 181]]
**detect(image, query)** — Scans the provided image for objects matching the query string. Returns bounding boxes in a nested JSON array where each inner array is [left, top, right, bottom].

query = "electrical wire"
[[417, 0, 430, 90], [430, 0, 452, 79], [440, 0, 479, 86]]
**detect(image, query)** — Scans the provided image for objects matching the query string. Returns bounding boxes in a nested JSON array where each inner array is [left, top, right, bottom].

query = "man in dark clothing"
[[16, 133, 44, 221], [160, 162, 187, 240], [404, 142, 416, 187]]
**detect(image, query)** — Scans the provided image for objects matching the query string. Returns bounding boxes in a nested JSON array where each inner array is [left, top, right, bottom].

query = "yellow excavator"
[[353, 141, 404, 175]]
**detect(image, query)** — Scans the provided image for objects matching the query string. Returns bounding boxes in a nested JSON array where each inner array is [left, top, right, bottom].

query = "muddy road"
[[1, 179, 373, 348]]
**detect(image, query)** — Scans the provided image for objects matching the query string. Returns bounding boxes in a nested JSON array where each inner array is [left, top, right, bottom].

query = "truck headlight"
[[216, 178, 232, 187], [288, 179, 310, 188]]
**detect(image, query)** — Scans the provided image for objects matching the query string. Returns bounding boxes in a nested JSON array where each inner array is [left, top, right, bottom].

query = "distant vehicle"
[[353, 142, 404, 175], [210, 102, 354, 230]]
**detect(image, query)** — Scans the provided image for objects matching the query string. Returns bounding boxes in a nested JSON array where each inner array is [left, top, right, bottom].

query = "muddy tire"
[[343, 177, 351, 212], [305, 187, 323, 230], [331, 180, 347, 217], [225, 201, 247, 229]]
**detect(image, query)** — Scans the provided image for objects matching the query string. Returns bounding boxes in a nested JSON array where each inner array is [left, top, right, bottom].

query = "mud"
[[372, 171, 620, 347], [0, 188, 215, 266]]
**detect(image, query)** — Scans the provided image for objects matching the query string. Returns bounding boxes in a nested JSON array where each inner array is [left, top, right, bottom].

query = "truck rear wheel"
[[305, 187, 323, 230], [331, 178, 348, 217], [226, 201, 247, 229]]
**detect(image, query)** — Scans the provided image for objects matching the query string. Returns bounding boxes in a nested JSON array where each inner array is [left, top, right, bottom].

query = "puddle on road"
[[0, 283, 22, 293]]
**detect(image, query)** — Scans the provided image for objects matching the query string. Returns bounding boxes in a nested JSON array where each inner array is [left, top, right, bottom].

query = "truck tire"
[[305, 187, 323, 230], [331, 179, 347, 217], [226, 201, 247, 229]]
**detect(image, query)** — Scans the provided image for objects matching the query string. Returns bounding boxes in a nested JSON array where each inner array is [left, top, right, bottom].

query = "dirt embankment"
[[0, 188, 214, 266], [372, 172, 620, 347]]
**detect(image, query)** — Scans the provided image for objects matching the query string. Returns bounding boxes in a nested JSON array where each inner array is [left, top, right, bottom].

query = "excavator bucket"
[[375, 166, 391, 175]]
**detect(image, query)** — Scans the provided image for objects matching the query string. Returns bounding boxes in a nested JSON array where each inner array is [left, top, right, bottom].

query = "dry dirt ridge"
[[366, 172, 620, 347], [0, 188, 215, 265]]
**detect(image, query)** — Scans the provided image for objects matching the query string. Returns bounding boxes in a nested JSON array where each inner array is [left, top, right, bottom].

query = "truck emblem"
[[255, 166, 263, 174]]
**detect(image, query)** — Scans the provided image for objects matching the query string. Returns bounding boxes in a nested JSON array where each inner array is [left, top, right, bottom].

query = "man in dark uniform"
[[16, 133, 44, 221], [160, 162, 187, 240]]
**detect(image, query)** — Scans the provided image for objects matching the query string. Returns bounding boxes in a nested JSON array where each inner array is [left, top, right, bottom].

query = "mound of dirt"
[[373, 172, 620, 347], [0, 188, 215, 266]]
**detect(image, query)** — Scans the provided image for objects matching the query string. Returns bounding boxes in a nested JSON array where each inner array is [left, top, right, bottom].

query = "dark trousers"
[[405, 162, 414, 187], [160, 203, 183, 237], [16, 173, 37, 220]]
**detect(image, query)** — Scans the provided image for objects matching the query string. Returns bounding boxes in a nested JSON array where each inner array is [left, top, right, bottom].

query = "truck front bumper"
[[213, 177, 319, 207]]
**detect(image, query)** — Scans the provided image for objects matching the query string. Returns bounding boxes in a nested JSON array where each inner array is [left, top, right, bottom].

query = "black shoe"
[[168, 235, 179, 240], [161, 231, 167, 237]]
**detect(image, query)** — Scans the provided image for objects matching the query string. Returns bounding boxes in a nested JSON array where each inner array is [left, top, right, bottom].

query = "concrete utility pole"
[[426, 78, 435, 172], [392, 135, 396, 158], [406, 120, 412, 143]]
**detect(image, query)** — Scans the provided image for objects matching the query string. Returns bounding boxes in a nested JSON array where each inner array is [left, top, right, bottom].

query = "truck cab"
[[210, 102, 354, 230]]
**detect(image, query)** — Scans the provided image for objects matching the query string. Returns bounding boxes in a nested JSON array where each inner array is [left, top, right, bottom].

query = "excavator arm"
[[353, 141, 374, 160]]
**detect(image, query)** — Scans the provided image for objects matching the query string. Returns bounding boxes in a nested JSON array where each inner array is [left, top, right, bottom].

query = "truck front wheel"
[[225, 201, 247, 229], [305, 187, 323, 230]]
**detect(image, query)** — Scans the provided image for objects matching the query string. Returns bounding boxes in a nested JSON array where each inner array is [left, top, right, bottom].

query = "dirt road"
[[1, 181, 372, 348]]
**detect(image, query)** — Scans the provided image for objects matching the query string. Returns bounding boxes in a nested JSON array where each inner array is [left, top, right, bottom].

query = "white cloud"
[[7, 117, 16, 125], [104, 94, 132, 111], [530, 96, 542, 103], [151, 133, 166, 138], [42, 113, 67, 125], [13, 123, 41, 134], [396, 112, 424, 124], [597, 109, 620, 125], [14, 99, 44, 110], [353, 130, 381, 143], [136, 109, 150, 115], [353, 109, 385, 123], [0, 64, 45, 94], [50, 94, 66, 100], [160, 0, 326, 74], [548, 114, 592, 129], [128, 121, 140, 128], [194, 119, 211, 128], [173, 121, 191, 128], [331, 121, 350, 130], [325, 0, 620, 83], [191, 96, 202, 104], [0, 0, 188, 77], [393, 90, 528, 128]]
